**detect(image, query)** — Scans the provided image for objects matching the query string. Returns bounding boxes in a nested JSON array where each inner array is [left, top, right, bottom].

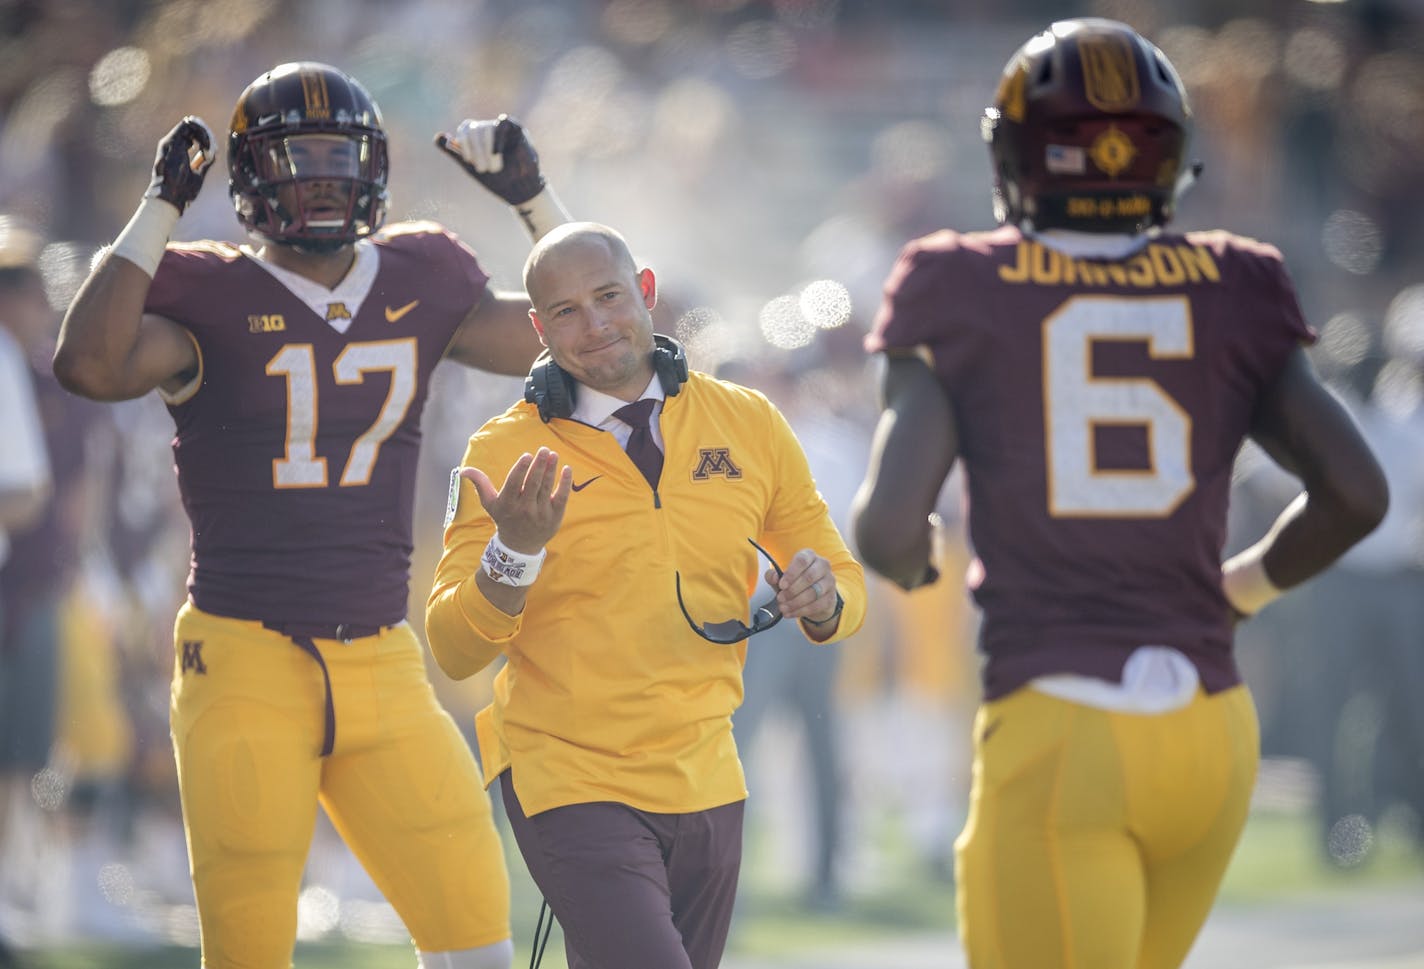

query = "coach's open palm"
[[460, 446, 572, 554]]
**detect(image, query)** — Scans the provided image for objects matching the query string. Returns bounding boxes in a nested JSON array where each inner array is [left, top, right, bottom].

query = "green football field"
[[17, 805, 1423, 969]]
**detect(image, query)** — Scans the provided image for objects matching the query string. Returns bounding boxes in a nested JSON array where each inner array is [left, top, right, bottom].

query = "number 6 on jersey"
[[1044, 295, 1194, 518]]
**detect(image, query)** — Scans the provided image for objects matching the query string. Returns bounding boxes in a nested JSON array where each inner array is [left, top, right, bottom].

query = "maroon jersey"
[[868, 225, 1313, 699], [146, 223, 488, 628]]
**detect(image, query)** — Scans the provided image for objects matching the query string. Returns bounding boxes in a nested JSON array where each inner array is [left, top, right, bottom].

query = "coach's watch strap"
[[803, 591, 845, 627]]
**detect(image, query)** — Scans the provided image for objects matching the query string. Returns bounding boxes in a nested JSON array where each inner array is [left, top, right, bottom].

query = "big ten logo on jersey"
[[180, 640, 207, 675], [692, 447, 742, 480], [249, 313, 286, 333]]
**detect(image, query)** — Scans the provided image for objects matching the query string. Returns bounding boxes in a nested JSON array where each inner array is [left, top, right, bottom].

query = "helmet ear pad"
[[983, 18, 1194, 233]]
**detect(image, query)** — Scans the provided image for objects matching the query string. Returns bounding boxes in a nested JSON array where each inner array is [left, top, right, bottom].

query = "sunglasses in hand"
[[676, 538, 784, 645]]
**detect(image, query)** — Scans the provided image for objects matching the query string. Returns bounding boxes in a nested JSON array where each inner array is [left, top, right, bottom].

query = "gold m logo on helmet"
[[692, 448, 742, 480], [1080, 34, 1139, 111], [301, 70, 331, 120]]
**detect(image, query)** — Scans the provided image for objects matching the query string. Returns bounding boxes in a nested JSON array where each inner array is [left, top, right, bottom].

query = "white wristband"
[[110, 196, 180, 278], [511, 185, 570, 242], [1221, 543, 1283, 616], [481, 532, 546, 587]]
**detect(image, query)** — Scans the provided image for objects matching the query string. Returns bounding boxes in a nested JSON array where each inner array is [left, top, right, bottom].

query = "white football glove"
[[435, 115, 571, 241], [446, 119, 507, 176]]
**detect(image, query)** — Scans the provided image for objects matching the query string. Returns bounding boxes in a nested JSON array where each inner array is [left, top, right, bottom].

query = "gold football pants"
[[955, 683, 1258, 969], [170, 603, 511, 967]]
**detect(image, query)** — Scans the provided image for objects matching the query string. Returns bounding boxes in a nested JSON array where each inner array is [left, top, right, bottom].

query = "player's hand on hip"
[[147, 116, 215, 214], [435, 115, 546, 205], [460, 448, 571, 554], [773, 549, 839, 623]]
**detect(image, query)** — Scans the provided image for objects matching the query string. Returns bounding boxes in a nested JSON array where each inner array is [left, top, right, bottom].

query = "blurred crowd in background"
[[0, 0, 1422, 951]]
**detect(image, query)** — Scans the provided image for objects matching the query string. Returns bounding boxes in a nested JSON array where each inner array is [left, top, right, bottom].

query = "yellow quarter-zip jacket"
[[427, 371, 866, 816]]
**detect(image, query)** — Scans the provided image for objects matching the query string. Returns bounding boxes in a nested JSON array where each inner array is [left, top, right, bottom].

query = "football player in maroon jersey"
[[851, 19, 1388, 969], [52, 62, 571, 969]]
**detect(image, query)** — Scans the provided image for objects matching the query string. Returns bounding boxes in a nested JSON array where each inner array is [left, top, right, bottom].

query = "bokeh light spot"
[[871, 121, 952, 185], [653, 79, 734, 158], [1327, 813, 1374, 867], [98, 863, 136, 906], [1372, 358, 1423, 418], [89, 47, 151, 107], [1317, 312, 1372, 369], [30, 766, 67, 812], [1383, 284, 1424, 362], [799, 279, 852, 329], [297, 885, 340, 939], [676, 306, 738, 373], [1284, 28, 1345, 91], [759, 294, 815, 349], [1321, 210, 1383, 275]]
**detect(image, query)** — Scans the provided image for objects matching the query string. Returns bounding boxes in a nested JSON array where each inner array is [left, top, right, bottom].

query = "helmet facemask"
[[232, 131, 387, 252], [227, 63, 390, 252]]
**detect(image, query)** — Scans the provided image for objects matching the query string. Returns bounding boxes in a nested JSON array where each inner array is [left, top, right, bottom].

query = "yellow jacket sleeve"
[[425, 436, 522, 680], [759, 402, 867, 643]]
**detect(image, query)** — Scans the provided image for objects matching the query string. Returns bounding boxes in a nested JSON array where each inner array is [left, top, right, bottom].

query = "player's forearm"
[[852, 501, 937, 591], [53, 253, 160, 401], [511, 185, 571, 242], [1257, 481, 1388, 589]]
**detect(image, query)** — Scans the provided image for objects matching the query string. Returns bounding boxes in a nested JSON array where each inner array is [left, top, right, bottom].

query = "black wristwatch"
[[803, 591, 845, 626]]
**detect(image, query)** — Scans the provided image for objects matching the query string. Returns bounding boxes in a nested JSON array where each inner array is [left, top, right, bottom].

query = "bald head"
[[523, 222, 638, 306], [521, 221, 659, 401]]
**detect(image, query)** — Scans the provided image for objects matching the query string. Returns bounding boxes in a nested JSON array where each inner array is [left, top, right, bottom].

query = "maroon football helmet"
[[228, 62, 389, 250], [982, 19, 1193, 234]]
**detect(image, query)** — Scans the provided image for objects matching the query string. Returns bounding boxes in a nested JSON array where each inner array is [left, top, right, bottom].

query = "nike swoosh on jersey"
[[385, 299, 420, 322], [980, 718, 1002, 744], [571, 475, 602, 492]]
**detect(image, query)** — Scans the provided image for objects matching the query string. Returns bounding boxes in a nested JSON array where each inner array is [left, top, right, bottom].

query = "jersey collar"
[[242, 238, 379, 334], [1033, 228, 1151, 261]]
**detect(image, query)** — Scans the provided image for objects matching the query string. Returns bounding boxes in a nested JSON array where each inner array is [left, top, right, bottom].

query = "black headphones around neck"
[[523, 333, 689, 423]]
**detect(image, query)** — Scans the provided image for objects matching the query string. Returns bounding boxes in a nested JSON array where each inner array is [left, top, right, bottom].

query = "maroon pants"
[[500, 771, 744, 969]]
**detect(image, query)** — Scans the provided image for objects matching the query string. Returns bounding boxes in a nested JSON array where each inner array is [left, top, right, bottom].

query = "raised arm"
[[1223, 346, 1389, 614], [435, 115, 571, 244], [851, 351, 959, 590], [53, 118, 212, 401], [434, 115, 571, 376]]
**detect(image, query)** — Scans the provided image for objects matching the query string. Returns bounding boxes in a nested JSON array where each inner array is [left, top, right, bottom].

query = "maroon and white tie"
[[613, 398, 663, 489]]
